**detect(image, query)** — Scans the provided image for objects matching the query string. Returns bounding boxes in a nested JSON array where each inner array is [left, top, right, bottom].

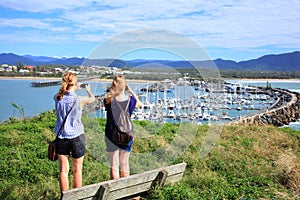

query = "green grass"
[[0, 112, 299, 199]]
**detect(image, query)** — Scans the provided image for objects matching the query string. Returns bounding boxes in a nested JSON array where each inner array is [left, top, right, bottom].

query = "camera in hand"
[[80, 83, 88, 88]]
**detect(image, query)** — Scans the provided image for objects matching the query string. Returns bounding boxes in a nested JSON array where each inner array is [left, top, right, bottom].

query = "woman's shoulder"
[[53, 94, 57, 100], [103, 98, 111, 107], [130, 95, 137, 102]]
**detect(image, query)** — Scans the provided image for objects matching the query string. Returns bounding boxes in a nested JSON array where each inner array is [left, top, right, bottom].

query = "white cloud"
[[0, 0, 299, 57], [0, 18, 49, 29], [0, 0, 91, 12]]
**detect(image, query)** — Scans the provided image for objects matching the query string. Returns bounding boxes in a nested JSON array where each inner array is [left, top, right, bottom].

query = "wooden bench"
[[61, 162, 187, 200]]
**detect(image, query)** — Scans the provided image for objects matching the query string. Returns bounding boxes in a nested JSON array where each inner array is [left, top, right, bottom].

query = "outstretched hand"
[[84, 84, 91, 91], [125, 85, 134, 94]]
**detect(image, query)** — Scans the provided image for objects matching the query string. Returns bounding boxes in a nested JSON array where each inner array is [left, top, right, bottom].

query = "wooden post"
[[151, 169, 168, 188], [96, 183, 110, 200]]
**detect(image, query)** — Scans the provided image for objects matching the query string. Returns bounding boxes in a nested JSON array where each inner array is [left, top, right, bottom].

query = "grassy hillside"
[[0, 111, 299, 199]]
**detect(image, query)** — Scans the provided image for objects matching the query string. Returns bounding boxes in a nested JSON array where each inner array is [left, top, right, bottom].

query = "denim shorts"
[[105, 135, 133, 152], [56, 134, 86, 158]]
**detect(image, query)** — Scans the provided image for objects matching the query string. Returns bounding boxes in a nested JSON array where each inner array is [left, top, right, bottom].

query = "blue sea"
[[1, 78, 300, 130]]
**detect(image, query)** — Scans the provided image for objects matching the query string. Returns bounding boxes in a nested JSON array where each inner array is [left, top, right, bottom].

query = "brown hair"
[[105, 75, 126, 104], [56, 72, 77, 101]]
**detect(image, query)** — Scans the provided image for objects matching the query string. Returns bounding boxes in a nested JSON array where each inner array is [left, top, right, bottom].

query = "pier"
[[30, 76, 99, 87], [30, 80, 61, 87]]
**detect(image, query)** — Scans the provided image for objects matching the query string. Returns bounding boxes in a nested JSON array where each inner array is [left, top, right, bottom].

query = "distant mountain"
[[0, 53, 42, 66], [23, 55, 58, 63], [238, 51, 300, 71], [125, 52, 300, 71], [0, 51, 300, 71]]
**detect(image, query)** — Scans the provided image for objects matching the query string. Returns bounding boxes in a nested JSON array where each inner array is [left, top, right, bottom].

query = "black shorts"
[[56, 134, 86, 158]]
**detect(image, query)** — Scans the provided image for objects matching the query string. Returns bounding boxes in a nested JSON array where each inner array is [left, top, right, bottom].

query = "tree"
[[16, 62, 25, 70]]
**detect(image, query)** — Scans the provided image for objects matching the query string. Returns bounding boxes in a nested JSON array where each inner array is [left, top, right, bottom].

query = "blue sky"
[[0, 0, 299, 61]]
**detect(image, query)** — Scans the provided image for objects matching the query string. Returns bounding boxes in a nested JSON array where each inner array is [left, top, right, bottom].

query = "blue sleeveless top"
[[54, 91, 84, 139]]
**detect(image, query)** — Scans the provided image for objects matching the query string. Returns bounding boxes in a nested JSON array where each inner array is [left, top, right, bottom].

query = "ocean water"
[[0, 79, 59, 121], [1, 78, 300, 130], [0, 78, 107, 122]]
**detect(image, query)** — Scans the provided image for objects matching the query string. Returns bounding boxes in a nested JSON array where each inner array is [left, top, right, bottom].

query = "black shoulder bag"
[[48, 98, 77, 161]]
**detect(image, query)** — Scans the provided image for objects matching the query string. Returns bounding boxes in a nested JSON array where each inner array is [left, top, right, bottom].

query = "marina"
[[95, 79, 277, 125], [1, 78, 299, 129]]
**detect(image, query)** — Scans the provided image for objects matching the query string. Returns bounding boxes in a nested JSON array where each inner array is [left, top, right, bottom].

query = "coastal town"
[[0, 63, 118, 76]]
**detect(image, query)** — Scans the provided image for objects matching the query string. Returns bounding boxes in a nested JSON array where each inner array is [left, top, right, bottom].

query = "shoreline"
[[226, 78, 300, 82], [0, 76, 61, 80], [1, 76, 300, 83], [0, 76, 157, 83]]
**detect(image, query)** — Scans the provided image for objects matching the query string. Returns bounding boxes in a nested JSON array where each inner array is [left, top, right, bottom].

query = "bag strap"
[[115, 97, 130, 113], [112, 97, 130, 127], [56, 97, 78, 138]]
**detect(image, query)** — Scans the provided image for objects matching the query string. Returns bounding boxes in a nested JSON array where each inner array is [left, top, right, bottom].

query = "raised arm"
[[127, 85, 143, 108], [79, 84, 95, 109]]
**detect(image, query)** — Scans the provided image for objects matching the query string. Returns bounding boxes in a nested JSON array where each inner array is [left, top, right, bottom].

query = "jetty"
[[30, 80, 61, 87], [30, 76, 99, 87]]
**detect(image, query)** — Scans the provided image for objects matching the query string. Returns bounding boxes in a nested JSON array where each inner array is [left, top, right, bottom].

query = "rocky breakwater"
[[232, 87, 300, 127], [82, 95, 105, 115]]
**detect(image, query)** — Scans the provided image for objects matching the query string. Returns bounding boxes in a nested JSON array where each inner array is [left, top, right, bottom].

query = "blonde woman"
[[104, 75, 142, 179], [53, 72, 95, 191]]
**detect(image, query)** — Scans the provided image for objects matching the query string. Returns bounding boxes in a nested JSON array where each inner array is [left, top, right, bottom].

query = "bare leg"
[[109, 151, 120, 179], [72, 156, 84, 188], [120, 150, 130, 178], [58, 154, 70, 191]]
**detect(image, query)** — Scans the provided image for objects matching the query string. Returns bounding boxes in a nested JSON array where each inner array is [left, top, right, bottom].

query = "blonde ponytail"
[[105, 75, 126, 104]]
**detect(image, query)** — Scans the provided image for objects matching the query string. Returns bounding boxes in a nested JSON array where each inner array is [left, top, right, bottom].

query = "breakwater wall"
[[82, 95, 105, 115], [231, 87, 300, 127]]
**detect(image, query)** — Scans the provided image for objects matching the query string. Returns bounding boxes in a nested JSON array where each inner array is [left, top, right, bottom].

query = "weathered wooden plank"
[[106, 170, 168, 200], [163, 162, 187, 176], [62, 170, 161, 200], [61, 162, 186, 200], [107, 181, 152, 199], [104, 170, 162, 191], [62, 183, 102, 200], [165, 173, 185, 185]]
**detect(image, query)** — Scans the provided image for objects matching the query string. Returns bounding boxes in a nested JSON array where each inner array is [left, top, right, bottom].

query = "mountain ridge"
[[0, 51, 300, 71]]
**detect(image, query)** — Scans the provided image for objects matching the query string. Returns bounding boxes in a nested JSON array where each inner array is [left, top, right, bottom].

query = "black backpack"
[[111, 99, 133, 145]]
